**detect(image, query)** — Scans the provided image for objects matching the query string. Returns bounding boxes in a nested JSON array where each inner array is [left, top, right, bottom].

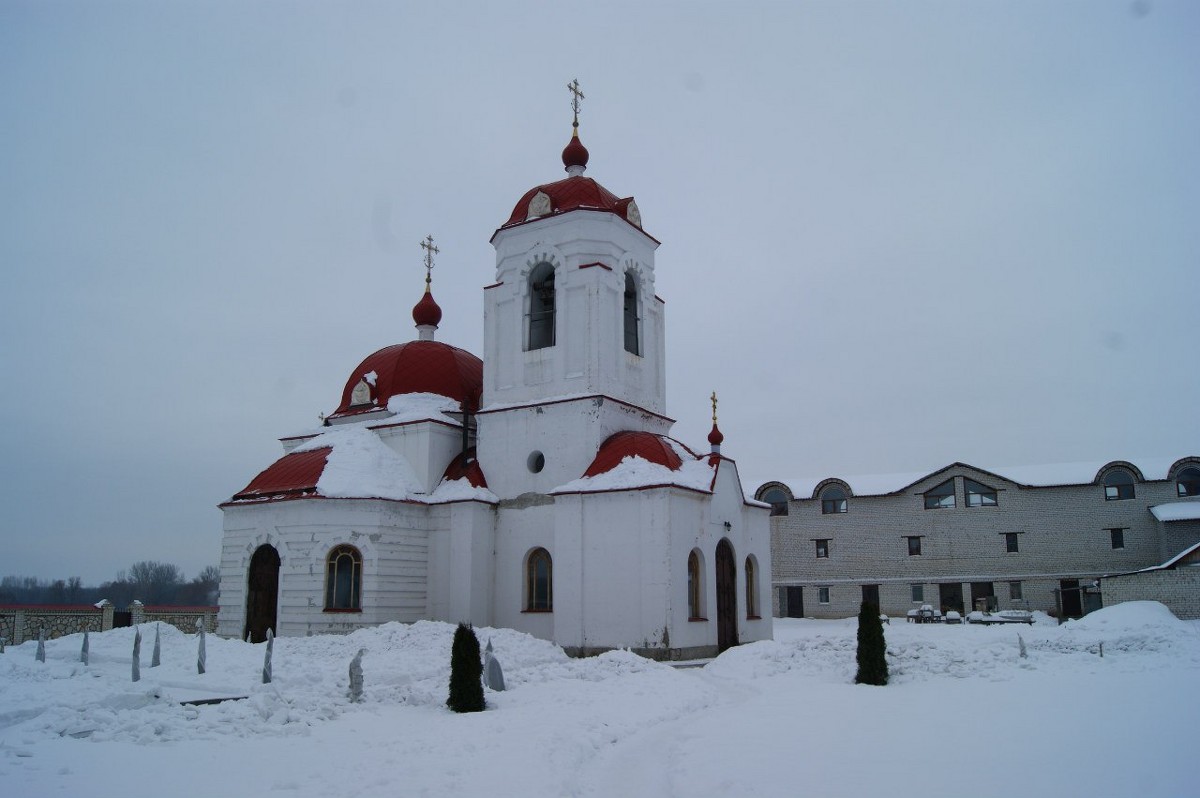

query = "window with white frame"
[[818, 586, 830, 604]]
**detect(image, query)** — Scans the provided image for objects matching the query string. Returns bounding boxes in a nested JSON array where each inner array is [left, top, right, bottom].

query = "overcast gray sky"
[[2, 1, 1197, 585]]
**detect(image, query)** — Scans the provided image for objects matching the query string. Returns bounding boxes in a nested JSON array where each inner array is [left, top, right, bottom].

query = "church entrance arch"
[[715, 538, 739, 653], [244, 544, 280, 643]]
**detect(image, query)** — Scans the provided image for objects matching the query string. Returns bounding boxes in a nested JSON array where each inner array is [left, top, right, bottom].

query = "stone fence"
[[0, 602, 218, 645]]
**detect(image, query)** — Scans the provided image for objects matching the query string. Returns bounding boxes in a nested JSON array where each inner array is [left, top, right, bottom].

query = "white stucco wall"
[[484, 210, 665, 414]]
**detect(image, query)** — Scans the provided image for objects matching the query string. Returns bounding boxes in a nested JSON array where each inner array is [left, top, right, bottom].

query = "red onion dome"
[[412, 289, 442, 327], [562, 130, 589, 172], [330, 340, 482, 418], [708, 423, 725, 447]]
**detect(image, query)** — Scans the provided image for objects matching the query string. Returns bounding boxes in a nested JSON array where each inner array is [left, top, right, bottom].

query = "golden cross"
[[710, 391, 719, 424], [419, 234, 439, 288], [567, 78, 585, 127]]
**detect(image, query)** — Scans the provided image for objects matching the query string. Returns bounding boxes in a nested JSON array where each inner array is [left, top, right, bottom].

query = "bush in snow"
[[447, 623, 485, 713], [855, 601, 888, 686]]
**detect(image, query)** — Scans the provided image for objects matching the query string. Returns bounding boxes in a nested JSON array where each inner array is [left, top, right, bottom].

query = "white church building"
[[216, 104, 772, 659]]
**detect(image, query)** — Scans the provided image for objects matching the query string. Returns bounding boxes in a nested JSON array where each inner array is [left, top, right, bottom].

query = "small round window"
[[527, 451, 545, 473]]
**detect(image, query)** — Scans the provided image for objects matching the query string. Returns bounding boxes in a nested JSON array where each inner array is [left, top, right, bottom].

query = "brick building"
[[758, 457, 1200, 619]]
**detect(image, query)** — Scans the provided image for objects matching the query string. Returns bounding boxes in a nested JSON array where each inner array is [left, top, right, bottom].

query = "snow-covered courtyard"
[[2, 602, 1197, 797]]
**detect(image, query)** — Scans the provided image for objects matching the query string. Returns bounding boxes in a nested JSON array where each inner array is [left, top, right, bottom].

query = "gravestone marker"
[[81, 631, 89, 665], [132, 628, 142, 682], [151, 623, 161, 668], [35, 629, 46, 663], [348, 648, 366, 703], [262, 629, 273, 684]]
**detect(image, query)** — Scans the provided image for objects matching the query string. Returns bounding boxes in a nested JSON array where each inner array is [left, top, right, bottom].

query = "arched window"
[[526, 548, 553, 611], [324, 544, 362, 611], [687, 549, 704, 620], [527, 263, 555, 350], [763, 488, 789, 516], [745, 556, 759, 618], [1103, 469, 1135, 501], [820, 486, 847, 515], [623, 271, 641, 355], [1177, 467, 1200, 498]]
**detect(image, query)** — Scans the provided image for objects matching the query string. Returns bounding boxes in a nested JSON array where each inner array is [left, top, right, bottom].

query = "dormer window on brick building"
[[964, 478, 997, 507], [924, 479, 955, 509]]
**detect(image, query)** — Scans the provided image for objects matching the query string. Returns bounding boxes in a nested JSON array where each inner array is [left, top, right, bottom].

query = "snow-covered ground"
[[2, 602, 1197, 797]]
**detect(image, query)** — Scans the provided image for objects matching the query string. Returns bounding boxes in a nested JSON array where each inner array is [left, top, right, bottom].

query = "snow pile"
[[428, 476, 498, 503], [383, 391, 462, 425], [554, 442, 715, 494], [294, 424, 422, 501], [2, 603, 1198, 797]]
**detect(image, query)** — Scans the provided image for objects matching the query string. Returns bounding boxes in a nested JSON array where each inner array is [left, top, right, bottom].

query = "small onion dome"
[[329, 340, 483, 418], [228, 447, 331, 503], [442, 447, 488, 489], [412, 288, 442, 328], [707, 423, 725, 447], [562, 130, 589, 174], [583, 431, 697, 477]]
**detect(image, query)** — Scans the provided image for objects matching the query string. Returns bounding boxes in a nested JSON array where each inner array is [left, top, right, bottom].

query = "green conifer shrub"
[[447, 622, 485, 713], [855, 600, 889, 685]]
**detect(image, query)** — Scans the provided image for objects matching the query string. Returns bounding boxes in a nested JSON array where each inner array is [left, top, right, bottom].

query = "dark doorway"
[[785, 586, 804, 618], [970, 581, 997, 612], [1059, 579, 1083, 618], [715, 539, 739, 652], [861, 584, 880, 609], [112, 611, 132, 629], [938, 582, 964, 613], [244, 544, 280, 643]]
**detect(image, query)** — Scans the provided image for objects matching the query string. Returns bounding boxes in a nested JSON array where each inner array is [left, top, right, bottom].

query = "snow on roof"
[[764, 456, 1186, 499], [384, 392, 462, 425], [429, 477, 498, 504], [553, 442, 716, 495], [1150, 501, 1200, 522], [294, 425, 422, 501]]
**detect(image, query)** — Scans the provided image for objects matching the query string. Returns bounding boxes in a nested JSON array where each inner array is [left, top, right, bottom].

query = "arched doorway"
[[244, 544, 280, 643], [715, 538, 739, 653]]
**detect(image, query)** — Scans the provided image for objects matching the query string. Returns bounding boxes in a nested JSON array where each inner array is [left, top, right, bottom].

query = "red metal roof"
[[331, 340, 483, 417], [231, 447, 330, 501], [583, 431, 695, 477], [501, 176, 638, 230], [443, 447, 488, 489]]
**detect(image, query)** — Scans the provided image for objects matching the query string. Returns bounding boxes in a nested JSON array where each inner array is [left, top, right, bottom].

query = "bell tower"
[[477, 82, 670, 498]]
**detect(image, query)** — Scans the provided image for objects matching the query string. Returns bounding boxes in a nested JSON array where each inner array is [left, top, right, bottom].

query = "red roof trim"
[[142, 605, 219, 612], [483, 282, 504, 290], [654, 295, 665, 304], [579, 261, 612, 271], [220, 494, 497, 509], [231, 448, 331, 502], [476, 393, 674, 424]]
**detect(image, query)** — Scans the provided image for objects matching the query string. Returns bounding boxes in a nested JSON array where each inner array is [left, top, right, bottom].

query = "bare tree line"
[[0, 562, 220, 607]]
